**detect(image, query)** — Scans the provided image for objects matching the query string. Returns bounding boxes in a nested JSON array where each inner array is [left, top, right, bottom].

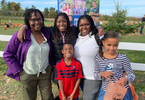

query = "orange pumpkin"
[[5, 25, 7, 28], [121, 30, 123, 32]]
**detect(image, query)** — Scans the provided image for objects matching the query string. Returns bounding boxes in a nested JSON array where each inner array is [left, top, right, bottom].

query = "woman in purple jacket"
[[3, 9, 53, 100]]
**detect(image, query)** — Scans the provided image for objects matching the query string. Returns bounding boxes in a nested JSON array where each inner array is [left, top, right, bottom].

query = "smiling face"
[[56, 15, 67, 32], [66, 3, 70, 9], [92, 1, 96, 8], [103, 38, 119, 56], [82, 1, 86, 8], [79, 18, 91, 36], [62, 44, 74, 59], [28, 12, 43, 32]]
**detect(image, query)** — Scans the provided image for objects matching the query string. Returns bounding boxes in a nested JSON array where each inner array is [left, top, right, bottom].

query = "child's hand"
[[116, 77, 128, 86], [62, 96, 67, 100], [100, 71, 114, 79], [67, 93, 74, 100]]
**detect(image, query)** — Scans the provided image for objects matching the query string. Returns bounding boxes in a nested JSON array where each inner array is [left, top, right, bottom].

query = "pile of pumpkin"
[[1, 23, 52, 30], [0, 23, 23, 30]]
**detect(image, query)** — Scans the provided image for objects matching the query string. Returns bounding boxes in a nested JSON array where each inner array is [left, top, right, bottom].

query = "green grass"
[[120, 34, 145, 43], [0, 25, 21, 35], [0, 21, 145, 99], [0, 19, 54, 26], [117, 50, 145, 63]]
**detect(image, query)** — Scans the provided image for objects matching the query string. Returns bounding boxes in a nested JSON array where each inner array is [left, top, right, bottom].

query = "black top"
[[43, 26, 79, 65], [142, 17, 145, 22]]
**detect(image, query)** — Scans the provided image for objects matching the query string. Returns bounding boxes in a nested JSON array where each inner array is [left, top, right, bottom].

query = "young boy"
[[55, 43, 84, 100]]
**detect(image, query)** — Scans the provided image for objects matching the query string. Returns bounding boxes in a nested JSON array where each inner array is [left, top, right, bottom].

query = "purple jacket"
[[3, 29, 52, 81]]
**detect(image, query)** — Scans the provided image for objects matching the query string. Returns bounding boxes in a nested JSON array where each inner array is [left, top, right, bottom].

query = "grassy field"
[[0, 20, 145, 99], [1, 19, 54, 27]]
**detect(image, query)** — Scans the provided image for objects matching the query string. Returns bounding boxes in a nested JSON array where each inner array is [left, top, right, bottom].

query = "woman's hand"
[[17, 26, 26, 42], [98, 27, 104, 37], [100, 71, 114, 79], [18, 71, 23, 75]]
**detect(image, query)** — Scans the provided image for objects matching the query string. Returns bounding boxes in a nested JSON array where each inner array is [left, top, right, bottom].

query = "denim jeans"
[[140, 26, 144, 34]]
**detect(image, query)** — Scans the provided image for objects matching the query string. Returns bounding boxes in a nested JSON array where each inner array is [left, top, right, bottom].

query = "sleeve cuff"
[[78, 76, 84, 79], [97, 26, 103, 30], [55, 78, 61, 80], [13, 69, 23, 75]]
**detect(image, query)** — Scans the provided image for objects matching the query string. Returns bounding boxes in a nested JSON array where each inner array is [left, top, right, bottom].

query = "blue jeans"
[[97, 87, 133, 100], [140, 26, 144, 34]]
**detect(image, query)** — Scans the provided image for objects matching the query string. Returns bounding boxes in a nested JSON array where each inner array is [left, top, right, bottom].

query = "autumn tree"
[[43, 7, 49, 18], [31, 5, 36, 9], [6, 1, 11, 10], [10, 2, 20, 11], [1, 0, 6, 7], [48, 10, 57, 18], [49, 7, 55, 12]]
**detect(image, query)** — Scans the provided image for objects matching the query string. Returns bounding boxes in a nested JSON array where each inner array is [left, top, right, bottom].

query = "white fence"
[[0, 35, 145, 71]]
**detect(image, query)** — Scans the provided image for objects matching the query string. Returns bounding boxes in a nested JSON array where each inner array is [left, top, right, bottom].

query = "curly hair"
[[54, 12, 73, 42], [24, 8, 44, 29]]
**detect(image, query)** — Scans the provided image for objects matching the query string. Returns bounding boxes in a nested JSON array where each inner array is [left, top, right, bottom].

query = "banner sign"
[[58, 0, 100, 26]]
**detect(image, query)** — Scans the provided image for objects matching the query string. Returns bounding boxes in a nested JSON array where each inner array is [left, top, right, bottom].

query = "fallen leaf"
[[6, 78, 11, 84], [10, 95, 14, 97], [1, 73, 5, 76], [3, 91, 7, 94], [4, 87, 7, 89], [0, 96, 8, 99], [11, 92, 15, 95], [139, 91, 145, 98], [131, 58, 134, 60]]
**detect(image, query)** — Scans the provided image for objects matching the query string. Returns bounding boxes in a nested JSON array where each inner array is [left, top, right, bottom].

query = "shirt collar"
[[26, 28, 50, 41], [62, 57, 75, 67], [78, 31, 92, 38]]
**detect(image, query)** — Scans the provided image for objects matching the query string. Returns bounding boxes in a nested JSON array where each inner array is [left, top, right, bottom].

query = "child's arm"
[[68, 79, 80, 100], [58, 80, 67, 100], [55, 64, 67, 100], [117, 55, 135, 85]]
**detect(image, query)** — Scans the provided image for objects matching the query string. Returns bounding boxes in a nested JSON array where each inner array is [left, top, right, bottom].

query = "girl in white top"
[[74, 15, 102, 100]]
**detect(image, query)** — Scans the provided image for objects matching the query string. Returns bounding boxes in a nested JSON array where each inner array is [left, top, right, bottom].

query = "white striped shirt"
[[94, 53, 135, 91]]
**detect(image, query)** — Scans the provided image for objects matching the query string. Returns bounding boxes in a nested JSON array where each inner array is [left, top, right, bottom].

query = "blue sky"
[[7, 0, 145, 17]]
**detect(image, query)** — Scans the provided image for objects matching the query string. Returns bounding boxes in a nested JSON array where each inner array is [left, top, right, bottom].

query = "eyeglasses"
[[29, 18, 43, 23]]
